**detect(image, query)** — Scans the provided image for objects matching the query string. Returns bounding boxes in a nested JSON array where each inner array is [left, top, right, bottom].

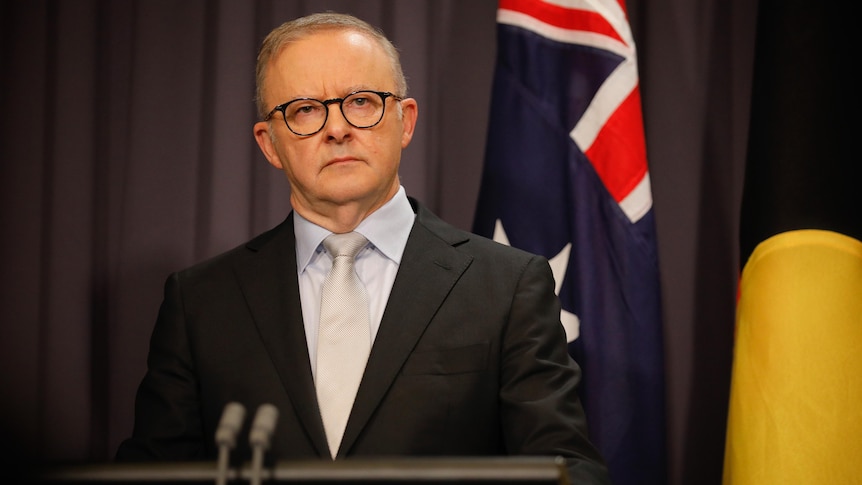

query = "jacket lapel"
[[233, 215, 329, 456], [339, 201, 473, 456]]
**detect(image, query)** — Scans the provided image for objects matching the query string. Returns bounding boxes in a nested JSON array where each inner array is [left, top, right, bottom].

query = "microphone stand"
[[214, 402, 246, 485], [249, 404, 279, 485]]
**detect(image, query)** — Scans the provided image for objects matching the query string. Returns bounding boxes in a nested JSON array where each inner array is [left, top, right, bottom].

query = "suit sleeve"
[[115, 273, 207, 461], [499, 255, 611, 484]]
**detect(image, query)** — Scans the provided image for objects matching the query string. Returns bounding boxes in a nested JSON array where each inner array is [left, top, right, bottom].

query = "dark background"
[[0, 1, 756, 483]]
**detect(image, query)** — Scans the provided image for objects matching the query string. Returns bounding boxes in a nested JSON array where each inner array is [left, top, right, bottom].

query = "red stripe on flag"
[[583, 87, 648, 203], [615, 0, 629, 16], [499, 0, 625, 44]]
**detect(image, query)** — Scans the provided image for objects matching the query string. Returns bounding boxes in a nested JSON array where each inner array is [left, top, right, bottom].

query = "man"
[[117, 12, 610, 483]]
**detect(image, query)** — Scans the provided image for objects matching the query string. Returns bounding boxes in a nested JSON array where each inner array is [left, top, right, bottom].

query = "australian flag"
[[472, 1, 667, 484]]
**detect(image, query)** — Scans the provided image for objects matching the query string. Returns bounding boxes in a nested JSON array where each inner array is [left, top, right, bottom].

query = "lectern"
[[34, 457, 570, 485]]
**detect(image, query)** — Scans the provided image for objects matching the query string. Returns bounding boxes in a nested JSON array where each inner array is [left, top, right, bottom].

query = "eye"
[[288, 101, 323, 119], [351, 96, 369, 107], [345, 94, 382, 113]]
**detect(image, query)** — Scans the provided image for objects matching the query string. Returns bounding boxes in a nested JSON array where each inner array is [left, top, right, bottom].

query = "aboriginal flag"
[[723, 1, 862, 484], [472, 1, 666, 484]]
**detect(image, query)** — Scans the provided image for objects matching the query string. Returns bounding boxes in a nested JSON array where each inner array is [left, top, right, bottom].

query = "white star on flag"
[[493, 219, 579, 342]]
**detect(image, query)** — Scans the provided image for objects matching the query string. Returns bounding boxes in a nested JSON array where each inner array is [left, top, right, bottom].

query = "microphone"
[[249, 404, 279, 485], [214, 402, 246, 485]]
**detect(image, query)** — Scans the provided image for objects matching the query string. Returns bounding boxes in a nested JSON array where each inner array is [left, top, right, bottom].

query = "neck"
[[291, 186, 399, 233]]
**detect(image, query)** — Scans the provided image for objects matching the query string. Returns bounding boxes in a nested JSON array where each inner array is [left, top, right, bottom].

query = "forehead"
[[267, 29, 394, 98]]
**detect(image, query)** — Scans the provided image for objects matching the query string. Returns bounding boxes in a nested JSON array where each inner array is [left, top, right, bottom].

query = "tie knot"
[[323, 232, 368, 260]]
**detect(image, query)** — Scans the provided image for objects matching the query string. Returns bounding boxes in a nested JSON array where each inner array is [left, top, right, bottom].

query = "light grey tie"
[[316, 232, 371, 458]]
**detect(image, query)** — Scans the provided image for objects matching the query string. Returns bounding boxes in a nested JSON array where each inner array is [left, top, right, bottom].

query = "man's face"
[[254, 29, 417, 224]]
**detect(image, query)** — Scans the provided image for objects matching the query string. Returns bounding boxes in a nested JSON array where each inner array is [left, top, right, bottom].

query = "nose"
[[322, 101, 352, 141]]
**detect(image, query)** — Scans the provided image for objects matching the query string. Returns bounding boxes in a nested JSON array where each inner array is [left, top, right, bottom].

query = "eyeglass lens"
[[285, 91, 386, 135]]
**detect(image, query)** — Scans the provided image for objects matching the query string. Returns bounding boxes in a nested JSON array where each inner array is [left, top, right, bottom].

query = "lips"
[[325, 156, 361, 167]]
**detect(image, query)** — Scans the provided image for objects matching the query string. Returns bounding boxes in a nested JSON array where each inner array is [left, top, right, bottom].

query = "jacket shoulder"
[[175, 215, 293, 280], [411, 197, 542, 264]]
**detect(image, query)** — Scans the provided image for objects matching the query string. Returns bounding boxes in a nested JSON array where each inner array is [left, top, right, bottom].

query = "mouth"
[[324, 156, 361, 167]]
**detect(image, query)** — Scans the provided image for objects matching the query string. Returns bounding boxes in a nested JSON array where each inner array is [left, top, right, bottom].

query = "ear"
[[399, 98, 418, 148], [253, 121, 284, 170]]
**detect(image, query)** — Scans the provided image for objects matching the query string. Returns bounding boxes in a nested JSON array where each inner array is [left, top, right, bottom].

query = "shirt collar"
[[294, 186, 415, 273]]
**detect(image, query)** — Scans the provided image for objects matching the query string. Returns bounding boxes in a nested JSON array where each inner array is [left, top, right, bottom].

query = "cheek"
[[278, 145, 315, 183], [373, 128, 405, 161]]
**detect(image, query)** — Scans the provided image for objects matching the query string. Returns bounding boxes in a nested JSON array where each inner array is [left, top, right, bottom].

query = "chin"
[[322, 181, 378, 203]]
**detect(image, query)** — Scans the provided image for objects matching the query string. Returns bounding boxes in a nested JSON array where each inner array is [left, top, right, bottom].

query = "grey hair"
[[255, 12, 408, 119]]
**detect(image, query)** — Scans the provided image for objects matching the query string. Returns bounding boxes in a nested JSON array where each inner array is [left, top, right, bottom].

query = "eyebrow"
[[287, 86, 376, 101]]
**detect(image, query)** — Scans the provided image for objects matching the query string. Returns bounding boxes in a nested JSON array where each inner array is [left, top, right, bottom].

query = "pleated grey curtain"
[[0, 1, 756, 483]]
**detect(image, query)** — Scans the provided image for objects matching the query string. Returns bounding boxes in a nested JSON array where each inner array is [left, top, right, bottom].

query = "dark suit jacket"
[[116, 198, 610, 483]]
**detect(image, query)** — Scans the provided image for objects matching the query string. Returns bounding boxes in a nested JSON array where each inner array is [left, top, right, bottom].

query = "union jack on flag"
[[473, 1, 667, 483]]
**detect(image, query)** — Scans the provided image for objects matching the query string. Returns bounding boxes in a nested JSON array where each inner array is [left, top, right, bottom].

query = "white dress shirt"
[[293, 186, 416, 377]]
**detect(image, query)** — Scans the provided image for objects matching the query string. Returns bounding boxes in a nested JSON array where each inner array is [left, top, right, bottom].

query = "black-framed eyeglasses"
[[264, 90, 403, 136]]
